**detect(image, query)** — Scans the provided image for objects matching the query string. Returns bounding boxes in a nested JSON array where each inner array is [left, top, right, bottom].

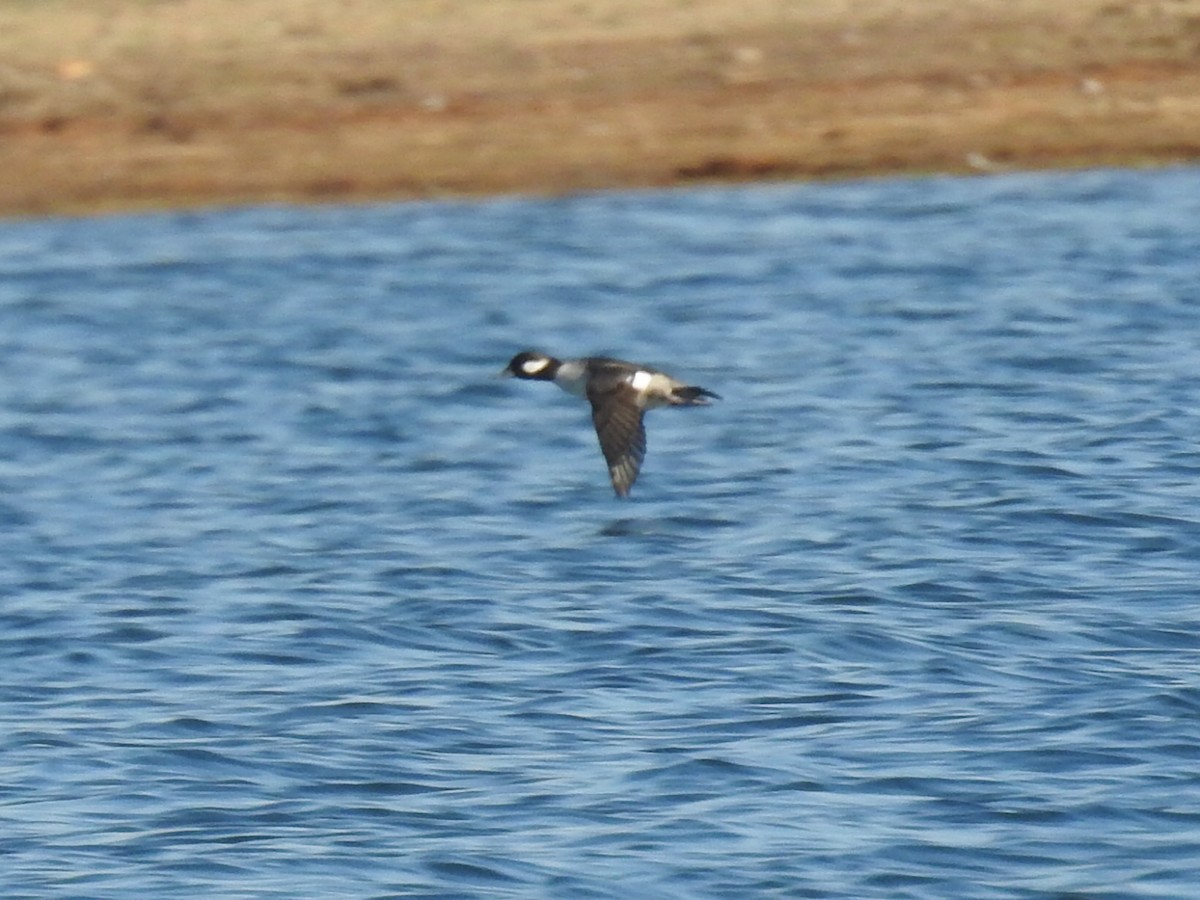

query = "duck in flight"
[[502, 351, 719, 497]]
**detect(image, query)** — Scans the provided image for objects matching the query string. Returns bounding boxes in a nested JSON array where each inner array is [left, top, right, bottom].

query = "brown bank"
[[4, 0, 1200, 217]]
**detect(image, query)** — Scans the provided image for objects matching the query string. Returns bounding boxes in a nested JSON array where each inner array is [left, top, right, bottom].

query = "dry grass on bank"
[[2, 0, 1200, 214]]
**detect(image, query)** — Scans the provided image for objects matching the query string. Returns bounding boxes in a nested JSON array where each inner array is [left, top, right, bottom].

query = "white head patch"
[[629, 370, 653, 391], [521, 357, 550, 375]]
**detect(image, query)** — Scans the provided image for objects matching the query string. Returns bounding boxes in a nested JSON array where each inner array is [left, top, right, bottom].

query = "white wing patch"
[[521, 357, 550, 374], [629, 369, 653, 391]]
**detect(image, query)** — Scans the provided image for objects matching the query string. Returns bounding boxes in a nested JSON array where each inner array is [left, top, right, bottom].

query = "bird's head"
[[502, 351, 558, 380]]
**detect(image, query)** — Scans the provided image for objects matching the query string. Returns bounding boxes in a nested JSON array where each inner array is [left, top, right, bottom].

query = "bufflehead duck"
[[502, 351, 719, 497]]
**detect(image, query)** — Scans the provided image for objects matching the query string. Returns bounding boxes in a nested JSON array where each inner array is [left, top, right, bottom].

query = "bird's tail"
[[672, 385, 721, 405]]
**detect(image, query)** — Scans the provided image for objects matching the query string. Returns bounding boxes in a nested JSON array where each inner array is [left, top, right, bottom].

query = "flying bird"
[[502, 350, 719, 496]]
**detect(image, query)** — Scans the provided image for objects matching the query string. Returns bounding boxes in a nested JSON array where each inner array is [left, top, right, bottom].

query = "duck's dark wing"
[[586, 378, 646, 497]]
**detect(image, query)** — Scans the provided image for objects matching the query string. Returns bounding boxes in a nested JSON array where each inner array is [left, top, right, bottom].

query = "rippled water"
[[3, 168, 1200, 898]]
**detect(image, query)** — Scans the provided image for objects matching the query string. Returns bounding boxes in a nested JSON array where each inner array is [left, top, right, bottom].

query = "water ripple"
[[2, 169, 1200, 897]]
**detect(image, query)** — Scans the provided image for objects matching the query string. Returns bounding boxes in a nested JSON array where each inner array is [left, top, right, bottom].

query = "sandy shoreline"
[[3, 0, 1200, 217]]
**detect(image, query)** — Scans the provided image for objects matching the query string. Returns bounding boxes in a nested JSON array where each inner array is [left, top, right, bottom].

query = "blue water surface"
[[3, 168, 1200, 898]]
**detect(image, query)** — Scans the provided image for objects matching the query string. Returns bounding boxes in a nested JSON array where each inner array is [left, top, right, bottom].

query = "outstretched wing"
[[587, 382, 646, 497]]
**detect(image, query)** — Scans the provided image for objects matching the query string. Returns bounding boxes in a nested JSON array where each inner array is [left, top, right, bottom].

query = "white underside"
[[553, 360, 590, 398]]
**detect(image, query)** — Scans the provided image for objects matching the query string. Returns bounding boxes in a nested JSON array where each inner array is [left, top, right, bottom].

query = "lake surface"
[[3, 168, 1200, 898]]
